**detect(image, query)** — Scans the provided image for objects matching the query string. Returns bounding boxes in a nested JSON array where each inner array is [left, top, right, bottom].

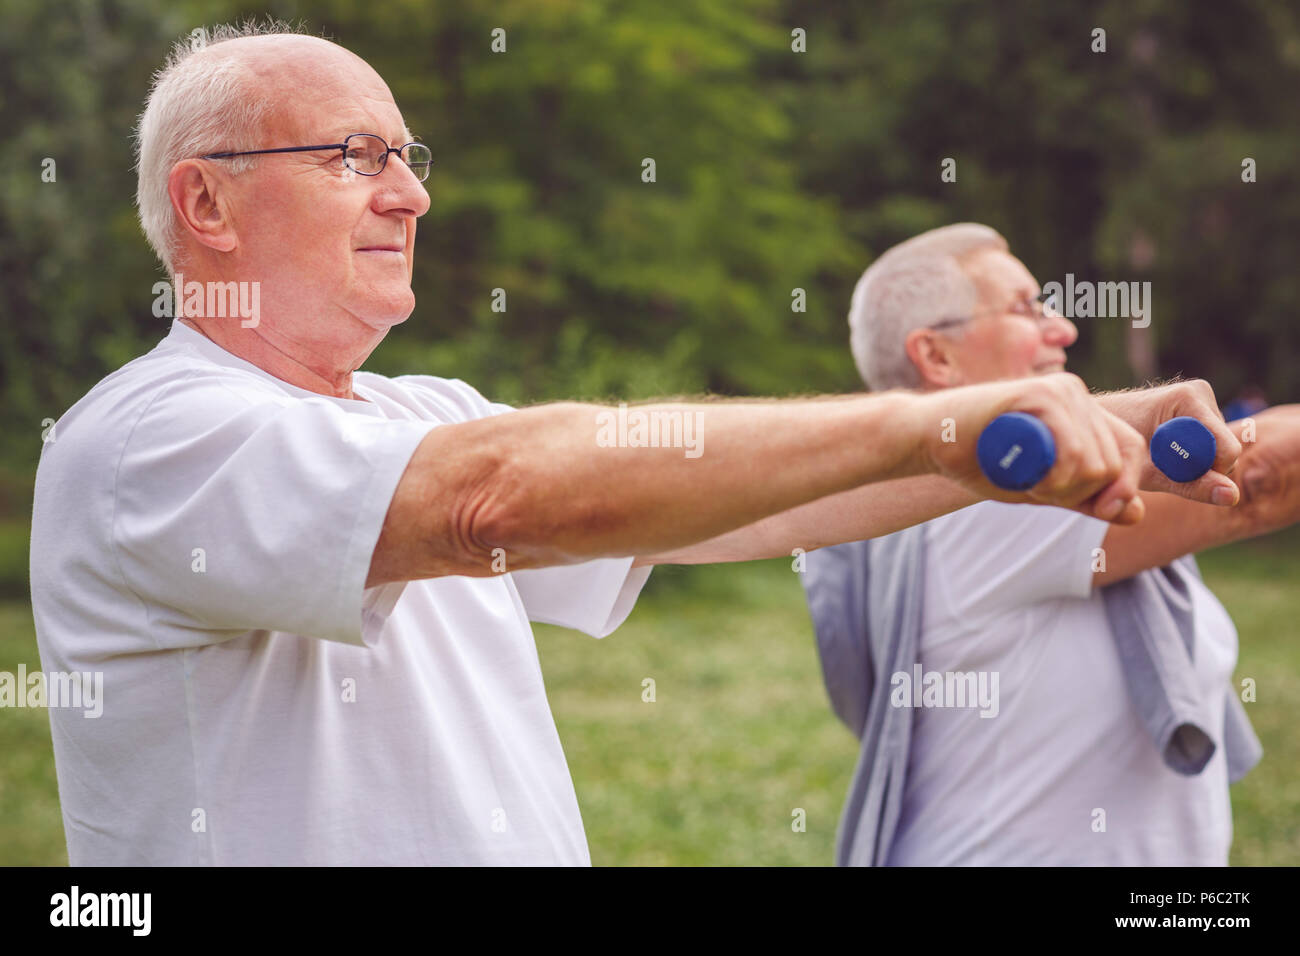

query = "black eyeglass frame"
[[200, 133, 432, 182]]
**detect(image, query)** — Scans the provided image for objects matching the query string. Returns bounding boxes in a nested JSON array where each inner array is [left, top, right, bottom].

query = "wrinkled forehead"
[[207, 34, 412, 145]]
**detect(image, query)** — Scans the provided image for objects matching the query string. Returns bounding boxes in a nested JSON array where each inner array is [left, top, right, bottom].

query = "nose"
[[1042, 311, 1077, 347], [373, 159, 431, 219]]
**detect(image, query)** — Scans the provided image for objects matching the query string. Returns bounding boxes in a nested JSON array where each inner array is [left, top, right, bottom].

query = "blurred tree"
[[774, 0, 1300, 395], [0, 0, 204, 466]]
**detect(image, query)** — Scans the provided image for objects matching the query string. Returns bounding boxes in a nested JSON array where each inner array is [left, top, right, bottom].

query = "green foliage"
[[781, 0, 1300, 394]]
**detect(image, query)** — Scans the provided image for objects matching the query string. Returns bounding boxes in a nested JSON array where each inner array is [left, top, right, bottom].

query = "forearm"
[[1094, 492, 1256, 587], [645, 381, 1236, 568], [473, 394, 930, 567], [639, 474, 976, 565], [370, 391, 939, 583]]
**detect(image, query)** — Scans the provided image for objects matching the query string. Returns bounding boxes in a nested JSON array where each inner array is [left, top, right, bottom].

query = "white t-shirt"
[[30, 320, 651, 866], [885, 501, 1236, 866]]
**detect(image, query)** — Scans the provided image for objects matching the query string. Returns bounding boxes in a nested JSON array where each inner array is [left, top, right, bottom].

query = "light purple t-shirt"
[[886, 502, 1236, 865]]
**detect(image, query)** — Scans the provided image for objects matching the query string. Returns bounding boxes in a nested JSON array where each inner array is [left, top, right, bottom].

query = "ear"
[[904, 327, 964, 389], [167, 159, 238, 255]]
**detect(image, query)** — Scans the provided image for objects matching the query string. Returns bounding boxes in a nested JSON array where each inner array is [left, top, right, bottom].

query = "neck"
[[180, 317, 374, 401]]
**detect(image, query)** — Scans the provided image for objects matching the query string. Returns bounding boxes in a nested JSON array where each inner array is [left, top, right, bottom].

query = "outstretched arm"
[[640, 380, 1240, 567], [370, 372, 1148, 584]]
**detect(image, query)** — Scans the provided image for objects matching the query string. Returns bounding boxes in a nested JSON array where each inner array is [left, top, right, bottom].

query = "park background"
[[1, 0, 1298, 864]]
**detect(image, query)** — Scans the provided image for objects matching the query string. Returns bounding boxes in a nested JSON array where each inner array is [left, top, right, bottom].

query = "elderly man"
[[30, 27, 1237, 866], [803, 223, 1300, 866]]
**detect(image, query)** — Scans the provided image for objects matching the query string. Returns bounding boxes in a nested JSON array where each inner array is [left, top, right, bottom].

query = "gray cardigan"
[[801, 523, 1262, 867]]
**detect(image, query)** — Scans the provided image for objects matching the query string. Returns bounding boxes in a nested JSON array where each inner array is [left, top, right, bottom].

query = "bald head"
[[135, 24, 410, 276], [194, 35, 410, 147]]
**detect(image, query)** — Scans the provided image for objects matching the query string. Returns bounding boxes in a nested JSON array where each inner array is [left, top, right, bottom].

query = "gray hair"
[[133, 20, 303, 277], [848, 223, 1008, 390]]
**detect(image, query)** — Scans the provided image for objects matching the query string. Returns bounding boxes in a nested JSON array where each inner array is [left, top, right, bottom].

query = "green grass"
[[2, 529, 1297, 866], [0, 602, 68, 865], [1196, 526, 1300, 866], [536, 560, 857, 866]]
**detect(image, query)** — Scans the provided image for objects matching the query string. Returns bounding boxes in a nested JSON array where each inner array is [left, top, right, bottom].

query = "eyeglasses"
[[201, 133, 432, 182], [928, 291, 1061, 333]]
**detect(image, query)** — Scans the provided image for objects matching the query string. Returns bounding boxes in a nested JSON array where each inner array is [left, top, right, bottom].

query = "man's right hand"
[[1096, 379, 1242, 507], [912, 372, 1147, 525]]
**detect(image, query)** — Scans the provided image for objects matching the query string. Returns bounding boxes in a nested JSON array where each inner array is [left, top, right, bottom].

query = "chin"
[[355, 289, 416, 330]]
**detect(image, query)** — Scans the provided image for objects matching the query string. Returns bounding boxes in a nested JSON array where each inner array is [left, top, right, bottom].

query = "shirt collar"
[[162, 319, 378, 412]]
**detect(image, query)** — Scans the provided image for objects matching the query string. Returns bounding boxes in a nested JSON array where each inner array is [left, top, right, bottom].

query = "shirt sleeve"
[[926, 501, 1108, 625], [112, 374, 434, 648], [510, 558, 652, 638]]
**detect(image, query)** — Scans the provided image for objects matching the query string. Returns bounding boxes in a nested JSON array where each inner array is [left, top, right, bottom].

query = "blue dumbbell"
[[976, 412, 1057, 491], [978, 413, 1217, 490], [1149, 416, 1216, 483]]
